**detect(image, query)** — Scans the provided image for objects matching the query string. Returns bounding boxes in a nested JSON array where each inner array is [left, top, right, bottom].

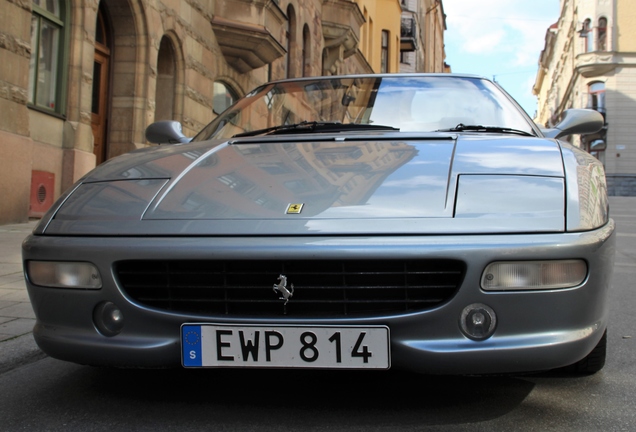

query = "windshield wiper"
[[233, 121, 399, 138], [435, 124, 535, 137]]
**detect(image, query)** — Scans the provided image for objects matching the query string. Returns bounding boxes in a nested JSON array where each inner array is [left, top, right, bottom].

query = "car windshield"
[[192, 76, 536, 141]]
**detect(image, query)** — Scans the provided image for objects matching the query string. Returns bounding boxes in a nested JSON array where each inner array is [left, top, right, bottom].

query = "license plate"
[[181, 324, 390, 369]]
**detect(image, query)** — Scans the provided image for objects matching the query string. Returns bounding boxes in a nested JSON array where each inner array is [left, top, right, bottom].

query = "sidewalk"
[[0, 220, 38, 342]]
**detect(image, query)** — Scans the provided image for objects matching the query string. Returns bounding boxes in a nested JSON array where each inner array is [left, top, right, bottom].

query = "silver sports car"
[[23, 74, 615, 374]]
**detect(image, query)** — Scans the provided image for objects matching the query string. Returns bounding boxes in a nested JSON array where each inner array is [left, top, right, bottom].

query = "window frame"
[[581, 18, 593, 53], [302, 24, 310, 77], [597, 17, 607, 52], [381, 30, 389, 73], [28, 0, 69, 116], [588, 81, 606, 114]]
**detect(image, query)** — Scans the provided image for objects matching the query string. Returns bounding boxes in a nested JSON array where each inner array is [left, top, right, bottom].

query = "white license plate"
[[181, 324, 390, 369]]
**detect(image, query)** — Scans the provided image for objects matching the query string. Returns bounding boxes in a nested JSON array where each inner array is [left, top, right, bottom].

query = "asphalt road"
[[0, 197, 634, 431]]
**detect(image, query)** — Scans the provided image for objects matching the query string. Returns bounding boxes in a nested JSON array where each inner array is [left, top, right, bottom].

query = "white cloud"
[[509, 21, 554, 67], [442, 0, 560, 114], [444, 0, 556, 61], [463, 29, 507, 54]]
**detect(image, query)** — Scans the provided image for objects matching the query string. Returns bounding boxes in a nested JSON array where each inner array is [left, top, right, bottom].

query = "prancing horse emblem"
[[273, 274, 294, 305]]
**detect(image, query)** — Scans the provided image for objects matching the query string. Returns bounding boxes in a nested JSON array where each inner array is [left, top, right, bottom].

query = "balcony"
[[400, 17, 417, 52], [322, 0, 365, 74], [576, 51, 617, 78], [211, 0, 286, 73]]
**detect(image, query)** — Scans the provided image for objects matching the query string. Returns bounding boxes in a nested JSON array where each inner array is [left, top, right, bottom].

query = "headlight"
[[481, 260, 587, 291], [26, 261, 102, 289]]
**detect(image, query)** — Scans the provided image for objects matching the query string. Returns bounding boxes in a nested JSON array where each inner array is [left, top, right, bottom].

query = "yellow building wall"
[[617, 0, 636, 52], [354, 0, 401, 73]]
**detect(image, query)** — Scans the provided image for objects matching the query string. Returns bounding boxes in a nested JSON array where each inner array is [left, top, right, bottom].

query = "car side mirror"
[[541, 109, 604, 139], [145, 121, 191, 144]]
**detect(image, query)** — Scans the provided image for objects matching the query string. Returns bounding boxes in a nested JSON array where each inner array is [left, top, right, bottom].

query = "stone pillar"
[[0, 0, 34, 223]]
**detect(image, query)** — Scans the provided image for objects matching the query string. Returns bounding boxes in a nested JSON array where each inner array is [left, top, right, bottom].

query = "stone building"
[[533, 0, 636, 195], [1, 0, 445, 225], [398, 0, 447, 73]]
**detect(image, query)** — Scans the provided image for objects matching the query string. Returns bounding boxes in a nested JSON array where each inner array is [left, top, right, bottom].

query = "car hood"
[[42, 132, 567, 235]]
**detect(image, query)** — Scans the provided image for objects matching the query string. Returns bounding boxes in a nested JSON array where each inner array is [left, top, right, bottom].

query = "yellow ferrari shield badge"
[[286, 203, 304, 214]]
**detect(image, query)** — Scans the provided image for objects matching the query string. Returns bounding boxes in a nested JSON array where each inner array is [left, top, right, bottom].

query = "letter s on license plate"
[[181, 324, 390, 369]]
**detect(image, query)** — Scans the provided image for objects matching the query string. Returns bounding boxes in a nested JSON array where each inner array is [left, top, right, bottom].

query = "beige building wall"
[[616, 0, 636, 52], [422, 0, 446, 73], [354, 0, 401, 73], [398, 0, 447, 73], [605, 67, 636, 179], [534, 0, 636, 195], [1, 0, 421, 224]]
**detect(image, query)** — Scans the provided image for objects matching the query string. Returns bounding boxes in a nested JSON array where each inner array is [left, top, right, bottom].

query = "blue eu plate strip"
[[182, 325, 202, 367]]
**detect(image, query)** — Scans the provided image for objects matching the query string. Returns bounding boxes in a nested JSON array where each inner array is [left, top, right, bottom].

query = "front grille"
[[116, 260, 465, 317]]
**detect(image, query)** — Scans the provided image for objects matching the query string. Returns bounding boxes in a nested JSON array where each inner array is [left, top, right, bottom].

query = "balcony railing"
[[400, 17, 417, 52]]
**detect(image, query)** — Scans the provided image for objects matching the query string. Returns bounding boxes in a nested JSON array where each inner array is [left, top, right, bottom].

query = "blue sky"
[[442, 0, 560, 118]]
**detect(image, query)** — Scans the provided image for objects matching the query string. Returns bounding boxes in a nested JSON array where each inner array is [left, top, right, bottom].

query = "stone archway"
[[98, 0, 149, 160]]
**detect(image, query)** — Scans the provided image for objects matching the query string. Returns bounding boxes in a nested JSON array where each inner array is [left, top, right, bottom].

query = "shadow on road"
[[41, 365, 537, 429]]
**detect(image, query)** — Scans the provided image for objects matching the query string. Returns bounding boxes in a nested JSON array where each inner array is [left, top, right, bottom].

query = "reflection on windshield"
[[192, 76, 535, 141], [149, 139, 431, 220]]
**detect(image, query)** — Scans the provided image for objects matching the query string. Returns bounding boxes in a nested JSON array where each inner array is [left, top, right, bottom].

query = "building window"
[[286, 5, 297, 79], [29, 0, 66, 112], [368, 17, 374, 64], [588, 82, 606, 114], [597, 17, 607, 51], [302, 25, 310, 77], [362, 8, 368, 58], [213, 81, 239, 115], [581, 19, 593, 52], [588, 138, 606, 166], [156, 36, 176, 121], [381, 30, 389, 73]]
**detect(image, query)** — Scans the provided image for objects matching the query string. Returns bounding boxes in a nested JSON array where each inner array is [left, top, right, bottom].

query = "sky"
[[442, 0, 561, 118]]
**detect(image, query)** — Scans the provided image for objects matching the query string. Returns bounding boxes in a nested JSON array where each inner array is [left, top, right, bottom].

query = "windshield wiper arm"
[[435, 124, 535, 137], [233, 121, 399, 138]]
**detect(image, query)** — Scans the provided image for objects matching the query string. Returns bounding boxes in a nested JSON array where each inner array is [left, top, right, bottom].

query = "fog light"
[[93, 302, 124, 337], [459, 303, 497, 341]]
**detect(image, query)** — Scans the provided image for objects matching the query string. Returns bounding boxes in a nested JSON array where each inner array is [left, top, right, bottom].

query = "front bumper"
[[23, 221, 615, 374]]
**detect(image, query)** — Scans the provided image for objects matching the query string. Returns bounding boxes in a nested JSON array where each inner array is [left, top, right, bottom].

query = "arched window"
[[588, 82, 605, 114], [302, 25, 310, 77], [92, 3, 112, 164], [322, 48, 327, 76], [29, 0, 67, 113], [581, 19, 593, 52], [597, 17, 607, 51], [156, 36, 177, 121], [286, 5, 297, 78], [213, 81, 239, 115]]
